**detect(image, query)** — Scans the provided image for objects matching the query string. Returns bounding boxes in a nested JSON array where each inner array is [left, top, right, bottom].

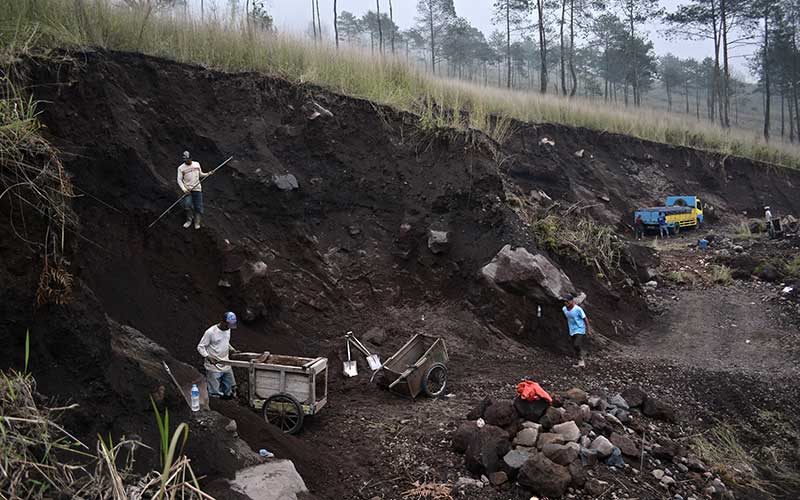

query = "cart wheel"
[[422, 363, 447, 398], [263, 394, 304, 434]]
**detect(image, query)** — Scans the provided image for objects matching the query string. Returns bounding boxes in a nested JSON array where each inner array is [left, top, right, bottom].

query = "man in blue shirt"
[[658, 213, 669, 238], [562, 294, 590, 368]]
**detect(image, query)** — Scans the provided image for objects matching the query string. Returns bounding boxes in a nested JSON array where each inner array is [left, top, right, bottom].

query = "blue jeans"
[[207, 370, 235, 397], [659, 226, 669, 237], [182, 191, 204, 215]]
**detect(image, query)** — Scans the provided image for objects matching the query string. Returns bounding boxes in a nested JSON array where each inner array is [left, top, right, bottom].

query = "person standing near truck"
[[635, 214, 645, 240], [658, 212, 669, 238], [562, 294, 590, 368], [765, 206, 775, 238]]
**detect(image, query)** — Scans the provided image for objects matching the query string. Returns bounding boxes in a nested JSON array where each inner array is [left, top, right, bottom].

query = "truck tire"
[[672, 224, 680, 235]]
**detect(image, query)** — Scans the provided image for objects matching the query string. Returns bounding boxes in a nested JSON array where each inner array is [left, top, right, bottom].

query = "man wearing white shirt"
[[177, 151, 209, 229], [197, 312, 238, 398]]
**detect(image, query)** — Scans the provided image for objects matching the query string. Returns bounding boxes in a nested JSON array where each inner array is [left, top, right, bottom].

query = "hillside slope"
[[2, 49, 800, 499]]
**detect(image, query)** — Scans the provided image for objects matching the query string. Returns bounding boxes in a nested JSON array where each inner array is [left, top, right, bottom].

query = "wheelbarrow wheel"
[[263, 394, 304, 434], [422, 363, 447, 398]]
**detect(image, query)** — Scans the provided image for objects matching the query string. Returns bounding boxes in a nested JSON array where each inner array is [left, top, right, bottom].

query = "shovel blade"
[[343, 361, 358, 377], [366, 355, 382, 371]]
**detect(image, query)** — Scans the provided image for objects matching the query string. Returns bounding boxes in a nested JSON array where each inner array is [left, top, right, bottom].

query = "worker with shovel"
[[177, 151, 209, 229], [197, 312, 238, 398], [562, 294, 590, 368]]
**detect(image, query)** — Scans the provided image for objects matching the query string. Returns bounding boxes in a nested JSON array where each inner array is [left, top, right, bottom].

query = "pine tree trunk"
[[315, 0, 322, 41], [389, 0, 395, 54], [311, 0, 317, 41], [781, 92, 785, 138], [763, 8, 770, 141], [789, 92, 795, 143], [685, 82, 689, 114], [560, 0, 566, 95], [569, 0, 577, 97], [376, 0, 383, 54], [429, 6, 436, 75], [506, 0, 512, 88], [537, 0, 548, 94], [720, 0, 731, 127], [333, 0, 339, 48]]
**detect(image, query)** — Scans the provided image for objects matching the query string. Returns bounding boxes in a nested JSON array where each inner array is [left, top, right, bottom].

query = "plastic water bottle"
[[259, 449, 274, 458], [190, 384, 200, 412], [537, 305, 542, 318]]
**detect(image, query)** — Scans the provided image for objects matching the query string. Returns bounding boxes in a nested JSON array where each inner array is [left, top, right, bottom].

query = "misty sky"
[[260, 0, 755, 77]]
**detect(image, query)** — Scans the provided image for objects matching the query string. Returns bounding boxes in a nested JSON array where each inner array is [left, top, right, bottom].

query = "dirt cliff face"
[[3, 50, 800, 499]]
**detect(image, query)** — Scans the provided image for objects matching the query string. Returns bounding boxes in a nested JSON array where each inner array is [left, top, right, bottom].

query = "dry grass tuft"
[[710, 265, 733, 285], [0, 368, 208, 499], [402, 481, 453, 500]]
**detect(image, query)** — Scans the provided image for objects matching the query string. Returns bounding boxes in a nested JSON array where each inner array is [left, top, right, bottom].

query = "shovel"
[[343, 339, 358, 377], [347, 332, 382, 371]]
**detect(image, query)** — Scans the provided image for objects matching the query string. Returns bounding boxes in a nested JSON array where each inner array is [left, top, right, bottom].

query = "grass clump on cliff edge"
[[2, 0, 800, 167]]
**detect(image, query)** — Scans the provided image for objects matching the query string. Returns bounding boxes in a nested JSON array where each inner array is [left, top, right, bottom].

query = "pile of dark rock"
[[452, 386, 734, 499]]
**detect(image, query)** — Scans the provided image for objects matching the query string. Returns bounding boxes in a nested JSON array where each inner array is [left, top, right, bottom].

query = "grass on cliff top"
[[2, 0, 800, 168]]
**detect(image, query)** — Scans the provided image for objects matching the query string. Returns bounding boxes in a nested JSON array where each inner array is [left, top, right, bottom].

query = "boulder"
[[362, 327, 388, 346], [568, 462, 587, 488], [562, 402, 584, 426], [502, 449, 530, 471], [479, 245, 575, 303], [643, 397, 676, 422], [542, 443, 580, 465], [539, 406, 563, 429], [427, 230, 450, 255], [228, 460, 307, 500], [756, 263, 781, 282], [579, 447, 599, 466], [454, 477, 484, 490], [565, 387, 588, 404], [686, 456, 707, 473], [536, 433, 566, 449], [621, 386, 648, 408], [580, 404, 591, 421], [488, 471, 508, 486], [521, 421, 542, 431], [589, 412, 613, 435], [465, 425, 511, 475], [513, 427, 540, 447], [484, 400, 518, 427], [272, 173, 299, 191], [652, 441, 680, 461], [452, 421, 480, 453], [514, 397, 549, 421], [589, 436, 614, 458], [518, 453, 572, 498], [466, 397, 493, 420], [610, 432, 639, 457], [584, 478, 610, 496], [652, 469, 665, 480], [552, 421, 581, 442], [587, 395, 606, 411], [608, 394, 630, 410]]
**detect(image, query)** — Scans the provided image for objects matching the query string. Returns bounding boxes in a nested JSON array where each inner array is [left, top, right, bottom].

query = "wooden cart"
[[375, 334, 449, 399], [225, 353, 328, 434]]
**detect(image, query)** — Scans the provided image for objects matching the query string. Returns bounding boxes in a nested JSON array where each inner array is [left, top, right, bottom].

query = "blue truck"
[[634, 196, 704, 235]]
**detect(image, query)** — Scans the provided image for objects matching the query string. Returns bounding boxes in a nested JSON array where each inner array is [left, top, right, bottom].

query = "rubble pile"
[[452, 386, 735, 499]]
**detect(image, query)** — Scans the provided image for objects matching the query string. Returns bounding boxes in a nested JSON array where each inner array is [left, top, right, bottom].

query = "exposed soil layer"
[[2, 50, 800, 499]]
